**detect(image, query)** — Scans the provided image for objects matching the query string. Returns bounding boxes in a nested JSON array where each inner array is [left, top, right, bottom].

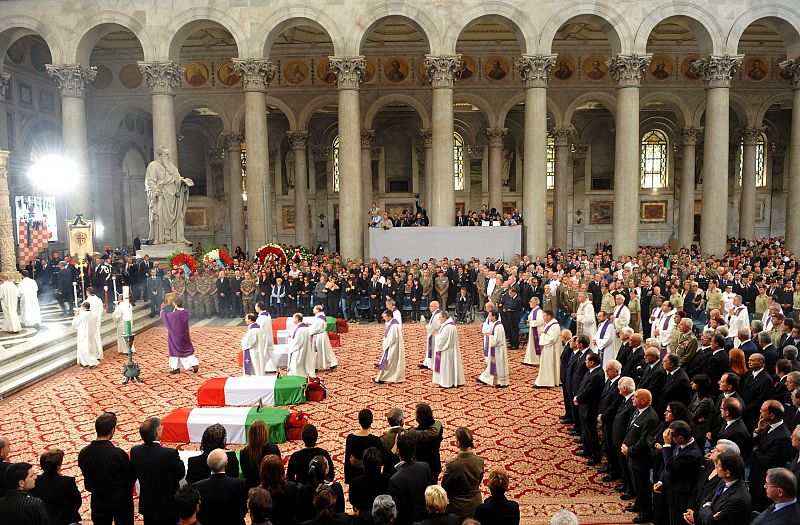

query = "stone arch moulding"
[[231, 96, 298, 132], [442, 2, 537, 54], [117, 140, 149, 172], [298, 94, 340, 130], [161, 7, 249, 62], [259, 10, 344, 57], [355, 8, 437, 55], [538, 2, 632, 55], [497, 92, 563, 128], [453, 93, 498, 128], [633, 6, 724, 56], [639, 92, 692, 130], [726, 4, 800, 57], [69, 12, 155, 65], [563, 91, 618, 125], [755, 92, 794, 125], [100, 101, 152, 138], [0, 15, 64, 65], [175, 99, 232, 132], [363, 93, 431, 129], [689, 94, 752, 129]]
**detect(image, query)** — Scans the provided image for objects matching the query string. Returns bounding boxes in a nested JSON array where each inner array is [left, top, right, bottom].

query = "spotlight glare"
[[27, 155, 79, 193]]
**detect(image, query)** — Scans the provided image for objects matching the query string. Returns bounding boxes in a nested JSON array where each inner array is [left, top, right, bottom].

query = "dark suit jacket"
[[130, 442, 185, 520], [747, 423, 794, 486], [740, 340, 759, 359], [599, 379, 623, 426], [186, 450, 241, 484], [704, 350, 731, 387], [612, 397, 635, 449], [659, 440, 703, 503], [195, 472, 248, 525], [473, 494, 520, 525], [740, 370, 775, 429], [658, 367, 692, 414], [638, 362, 667, 403], [389, 460, 432, 525], [685, 346, 713, 380], [560, 344, 575, 385], [762, 345, 780, 376], [695, 478, 751, 525], [570, 350, 591, 397], [621, 346, 645, 380], [624, 406, 660, 466], [616, 343, 632, 369], [576, 367, 606, 422], [750, 502, 800, 525], [30, 472, 82, 525], [714, 418, 750, 452]]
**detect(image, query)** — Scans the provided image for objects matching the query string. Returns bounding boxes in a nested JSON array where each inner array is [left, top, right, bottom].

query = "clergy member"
[[241, 313, 264, 376], [481, 302, 500, 373], [17, 270, 41, 327], [85, 287, 104, 360], [655, 300, 676, 351], [161, 297, 200, 374], [523, 297, 544, 365], [112, 294, 134, 354], [421, 301, 443, 369], [594, 310, 617, 366], [73, 301, 99, 368], [575, 292, 596, 343], [433, 311, 464, 388], [386, 298, 402, 325], [375, 309, 405, 384], [478, 310, 509, 387], [0, 275, 21, 333], [726, 295, 749, 337], [535, 309, 562, 388], [256, 301, 277, 373], [288, 312, 314, 378], [311, 305, 337, 371], [611, 293, 630, 333]]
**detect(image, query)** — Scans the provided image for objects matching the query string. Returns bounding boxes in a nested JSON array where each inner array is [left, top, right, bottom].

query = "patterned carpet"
[[0, 321, 633, 524]]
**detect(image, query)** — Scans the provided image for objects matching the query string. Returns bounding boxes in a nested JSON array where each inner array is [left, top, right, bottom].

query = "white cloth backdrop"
[[369, 227, 522, 261]]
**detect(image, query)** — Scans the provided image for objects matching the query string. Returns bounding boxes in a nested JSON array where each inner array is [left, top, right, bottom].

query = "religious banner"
[[67, 219, 93, 259]]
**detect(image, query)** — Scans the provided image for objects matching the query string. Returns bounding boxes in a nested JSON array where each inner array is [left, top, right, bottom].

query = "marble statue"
[[145, 146, 193, 244], [285, 149, 296, 188], [501, 147, 514, 187]]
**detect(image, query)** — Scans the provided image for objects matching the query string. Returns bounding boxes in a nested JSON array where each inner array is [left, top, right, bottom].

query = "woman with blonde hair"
[[412, 485, 459, 525]]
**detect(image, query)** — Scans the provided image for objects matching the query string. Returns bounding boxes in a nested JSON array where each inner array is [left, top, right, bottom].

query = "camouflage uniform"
[[186, 274, 200, 317], [197, 272, 216, 317], [241, 276, 256, 315], [171, 276, 187, 311]]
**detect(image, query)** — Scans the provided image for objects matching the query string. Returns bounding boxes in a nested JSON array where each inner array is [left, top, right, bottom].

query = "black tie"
[[629, 410, 640, 428], [604, 380, 613, 393], [712, 482, 725, 502]]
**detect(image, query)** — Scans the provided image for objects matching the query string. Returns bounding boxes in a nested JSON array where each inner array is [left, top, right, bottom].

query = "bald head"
[[0, 435, 9, 460], [207, 448, 228, 473]]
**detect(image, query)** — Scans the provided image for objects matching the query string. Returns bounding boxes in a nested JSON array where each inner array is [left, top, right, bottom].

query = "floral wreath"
[[168, 251, 198, 276], [203, 246, 232, 268], [256, 243, 287, 265]]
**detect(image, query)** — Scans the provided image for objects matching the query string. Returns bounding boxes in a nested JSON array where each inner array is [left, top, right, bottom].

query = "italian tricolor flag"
[[197, 375, 307, 407], [162, 406, 290, 444]]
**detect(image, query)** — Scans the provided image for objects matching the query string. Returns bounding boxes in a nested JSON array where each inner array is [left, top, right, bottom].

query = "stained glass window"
[[332, 135, 340, 192], [546, 133, 555, 189], [454, 132, 464, 191], [738, 134, 767, 188], [640, 130, 668, 189]]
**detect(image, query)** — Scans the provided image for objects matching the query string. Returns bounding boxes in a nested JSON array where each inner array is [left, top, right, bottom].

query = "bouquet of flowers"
[[204, 246, 232, 268], [168, 251, 198, 276], [256, 243, 288, 265], [285, 245, 312, 263]]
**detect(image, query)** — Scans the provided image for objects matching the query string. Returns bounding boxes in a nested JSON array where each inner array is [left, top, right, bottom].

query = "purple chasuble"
[[530, 308, 542, 355], [428, 309, 441, 359], [378, 319, 399, 370], [161, 308, 195, 357], [662, 314, 673, 330], [291, 322, 309, 339], [434, 320, 455, 373], [599, 320, 611, 339]]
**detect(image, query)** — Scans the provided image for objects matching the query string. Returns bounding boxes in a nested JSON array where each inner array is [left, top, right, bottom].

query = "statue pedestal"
[[136, 243, 192, 262]]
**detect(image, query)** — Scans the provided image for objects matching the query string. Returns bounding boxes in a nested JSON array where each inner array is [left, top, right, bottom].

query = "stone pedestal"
[[136, 242, 192, 262]]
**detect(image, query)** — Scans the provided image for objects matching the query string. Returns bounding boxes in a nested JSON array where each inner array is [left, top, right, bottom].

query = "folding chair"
[[357, 296, 371, 321]]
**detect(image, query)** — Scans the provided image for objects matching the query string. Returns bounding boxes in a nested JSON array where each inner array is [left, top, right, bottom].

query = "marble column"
[[486, 128, 507, 212], [516, 54, 556, 257], [693, 54, 743, 256], [418, 129, 432, 207], [46, 64, 97, 219], [552, 127, 571, 250], [361, 130, 375, 210], [781, 59, 800, 254], [329, 56, 365, 259], [223, 131, 245, 251], [0, 150, 17, 278], [138, 62, 181, 163], [678, 128, 702, 247], [425, 55, 460, 226], [288, 130, 310, 248], [606, 53, 651, 257], [740, 127, 762, 240], [0, 74, 10, 150], [91, 136, 121, 247], [233, 59, 275, 251]]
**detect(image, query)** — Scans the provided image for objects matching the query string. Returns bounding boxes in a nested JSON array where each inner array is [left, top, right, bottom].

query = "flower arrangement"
[[256, 243, 288, 265], [168, 251, 198, 276], [204, 246, 232, 268]]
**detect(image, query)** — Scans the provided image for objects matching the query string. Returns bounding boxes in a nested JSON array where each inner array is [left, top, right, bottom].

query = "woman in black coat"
[[473, 466, 520, 525], [185, 423, 240, 483], [298, 456, 345, 522], [30, 449, 82, 525], [240, 420, 282, 488], [343, 409, 383, 484], [261, 454, 300, 525]]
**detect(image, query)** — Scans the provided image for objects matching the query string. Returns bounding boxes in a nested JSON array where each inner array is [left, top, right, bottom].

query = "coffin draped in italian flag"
[[272, 316, 338, 334], [162, 406, 290, 444], [197, 375, 307, 407]]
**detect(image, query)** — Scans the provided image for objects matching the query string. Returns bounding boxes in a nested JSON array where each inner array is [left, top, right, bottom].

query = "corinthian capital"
[[424, 55, 460, 89], [288, 130, 310, 150], [360, 129, 375, 149], [0, 73, 10, 103], [741, 127, 765, 145], [552, 127, 572, 147], [679, 127, 703, 146], [232, 58, 275, 92], [606, 54, 652, 87], [691, 54, 743, 88], [418, 129, 432, 148], [780, 58, 800, 89], [46, 64, 97, 98], [516, 54, 557, 88], [138, 61, 183, 95], [328, 56, 365, 90], [221, 131, 244, 151], [485, 128, 508, 147]]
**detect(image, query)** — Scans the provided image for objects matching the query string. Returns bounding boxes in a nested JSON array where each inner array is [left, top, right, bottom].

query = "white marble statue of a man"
[[145, 145, 193, 244]]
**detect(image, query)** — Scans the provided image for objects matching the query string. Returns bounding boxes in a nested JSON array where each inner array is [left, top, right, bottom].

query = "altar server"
[[375, 310, 405, 384], [523, 297, 545, 365], [433, 311, 464, 388], [478, 310, 509, 387], [255, 301, 277, 373], [311, 305, 337, 370], [288, 312, 314, 378], [242, 313, 264, 376], [421, 301, 443, 369], [0, 274, 21, 333], [161, 297, 200, 374], [535, 309, 562, 387], [73, 301, 99, 367], [17, 270, 41, 327], [481, 302, 500, 372]]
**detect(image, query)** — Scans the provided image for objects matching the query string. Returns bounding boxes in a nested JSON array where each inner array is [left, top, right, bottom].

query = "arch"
[[0, 15, 63, 65], [298, 94, 340, 129], [20, 116, 63, 159], [755, 92, 794, 126], [444, 4, 537, 54], [363, 93, 431, 129], [259, 11, 343, 57], [231, 95, 298, 132], [497, 92, 563, 128], [539, 2, 632, 55], [639, 91, 692, 129], [69, 12, 155, 64], [689, 93, 751, 128], [453, 93, 497, 128], [355, 8, 437, 55], [174, 98, 232, 131], [563, 91, 618, 125], [726, 5, 800, 57], [634, 8, 723, 55], [118, 140, 149, 172], [100, 100, 152, 137], [161, 8, 248, 61]]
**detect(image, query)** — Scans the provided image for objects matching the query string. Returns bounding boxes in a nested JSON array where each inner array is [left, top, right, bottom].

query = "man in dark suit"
[[500, 287, 522, 349], [686, 330, 715, 380], [705, 334, 731, 390], [30, 448, 82, 525], [569, 335, 593, 437], [622, 388, 661, 523], [712, 397, 750, 453], [655, 420, 703, 525], [658, 353, 692, 416], [0, 434, 10, 496], [194, 449, 248, 525], [621, 334, 645, 380], [611, 377, 636, 495], [759, 331, 781, 379], [575, 352, 605, 465], [145, 268, 163, 318], [130, 417, 186, 525], [78, 412, 135, 525], [790, 426, 800, 480], [747, 400, 795, 511], [598, 361, 624, 481], [741, 353, 776, 430], [389, 433, 431, 525], [640, 278, 654, 337], [749, 467, 800, 525], [638, 347, 667, 409], [683, 452, 751, 525], [774, 359, 793, 403], [559, 335, 578, 424], [215, 270, 231, 318]]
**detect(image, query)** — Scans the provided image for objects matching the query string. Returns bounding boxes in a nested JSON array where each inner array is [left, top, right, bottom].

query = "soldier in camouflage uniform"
[[186, 273, 200, 317], [241, 270, 257, 315], [197, 270, 216, 318], [171, 273, 187, 313]]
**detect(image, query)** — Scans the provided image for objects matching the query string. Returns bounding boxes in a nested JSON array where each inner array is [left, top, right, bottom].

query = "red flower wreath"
[[168, 252, 198, 275], [256, 244, 288, 265]]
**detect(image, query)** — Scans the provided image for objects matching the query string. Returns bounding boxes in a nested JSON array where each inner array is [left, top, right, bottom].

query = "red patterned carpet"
[[0, 322, 632, 524]]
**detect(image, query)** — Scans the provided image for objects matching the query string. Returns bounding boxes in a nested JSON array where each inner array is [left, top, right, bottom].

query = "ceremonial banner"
[[197, 375, 307, 407], [161, 406, 290, 444], [15, 196, 57, 242], [17, 220, 49, 266], [67, 220, 93, 259]]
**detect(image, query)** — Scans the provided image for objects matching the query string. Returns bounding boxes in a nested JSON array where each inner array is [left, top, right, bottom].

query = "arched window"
[[546, 133, 555, 189], [454, 132, 464, 191], [640, 130, 668, 189], [240, 142, 247, 201], [738, 133, 767, 188], [332, 135, 340, 192]]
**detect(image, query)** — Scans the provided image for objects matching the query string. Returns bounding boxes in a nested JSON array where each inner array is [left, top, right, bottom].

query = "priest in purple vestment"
[[160, 296, 199, 374]]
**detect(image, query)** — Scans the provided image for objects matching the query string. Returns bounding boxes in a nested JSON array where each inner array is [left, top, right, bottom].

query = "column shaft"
[[678, 129, 700, 247], [61, 96, 92, 216], [152, 94, 178, 162], [0, 74, 9, 150], [431, 88, 455, 226], [419, 129, 432, 207], [289, 131, 310, 248], [739, 129, 760, 240], [0, 151, 17, 276], [486, 128, 506, 212], [552, 130, 570, 250], [337, 88, 362, 259], [224, 133, 245, 251], [245, 91, 269, 250], [788, 88, 800, 252]]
